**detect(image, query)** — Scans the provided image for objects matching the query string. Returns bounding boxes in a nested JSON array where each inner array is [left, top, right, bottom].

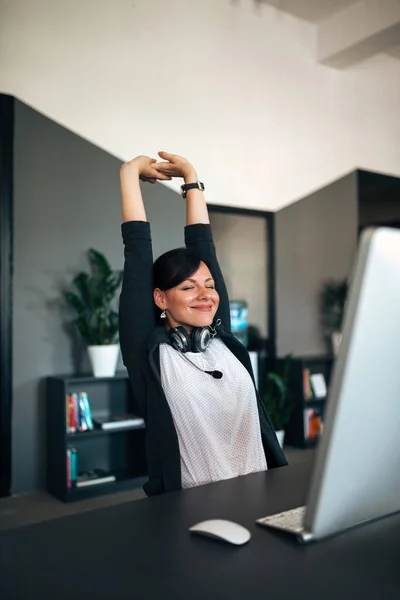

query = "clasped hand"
[[121, 152, 196, 185]]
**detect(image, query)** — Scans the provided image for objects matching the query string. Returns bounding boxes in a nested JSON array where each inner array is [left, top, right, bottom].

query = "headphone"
[[168, 325, 215, 353]]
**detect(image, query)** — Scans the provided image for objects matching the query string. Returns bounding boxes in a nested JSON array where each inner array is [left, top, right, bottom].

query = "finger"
[[150, 168, 172, 180], [158, 151, 176, 162], [153, 162, 169, 171], [153, 163, 177, 174], [155, 168, 180, 178]]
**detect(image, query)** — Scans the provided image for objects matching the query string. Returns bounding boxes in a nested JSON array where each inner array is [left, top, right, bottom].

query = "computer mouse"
[[189, 519, 251, 546]]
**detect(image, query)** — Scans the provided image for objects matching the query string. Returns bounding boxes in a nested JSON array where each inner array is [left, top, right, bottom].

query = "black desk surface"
[[1, 463, 399, 599]]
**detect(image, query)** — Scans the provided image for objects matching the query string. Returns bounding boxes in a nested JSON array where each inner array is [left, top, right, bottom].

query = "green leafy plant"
[[262, 354, 294, 431], [319, 279, 348, 335], [64, 248, 123, 345]]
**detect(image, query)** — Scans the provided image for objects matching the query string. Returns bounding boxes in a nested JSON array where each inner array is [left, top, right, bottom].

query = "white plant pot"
[[87, 344, 120, 378], [275, 429, 285, 448]]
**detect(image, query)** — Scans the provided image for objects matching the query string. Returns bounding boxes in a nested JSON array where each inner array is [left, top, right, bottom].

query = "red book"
[[68, 395, 76, 433]]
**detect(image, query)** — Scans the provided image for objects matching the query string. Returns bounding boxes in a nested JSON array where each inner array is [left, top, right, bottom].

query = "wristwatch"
[[180, 181, 205, 198]]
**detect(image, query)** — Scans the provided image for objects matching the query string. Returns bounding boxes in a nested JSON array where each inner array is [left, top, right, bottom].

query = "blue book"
[[80, 392, 94, 430], [70, 448, 78, 483]]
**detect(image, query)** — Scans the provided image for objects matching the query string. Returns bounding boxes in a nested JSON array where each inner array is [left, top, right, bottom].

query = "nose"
[[198, 286, 212, 300]]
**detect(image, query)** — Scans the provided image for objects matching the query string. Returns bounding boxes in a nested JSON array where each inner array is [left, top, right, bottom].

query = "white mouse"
[[189, 519, 251, 546]]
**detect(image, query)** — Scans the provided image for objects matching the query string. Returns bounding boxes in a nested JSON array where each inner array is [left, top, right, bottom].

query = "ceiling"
[[1, 0, 399, 212], [259, 0, 360, 23], [260, 0, 400, 64]]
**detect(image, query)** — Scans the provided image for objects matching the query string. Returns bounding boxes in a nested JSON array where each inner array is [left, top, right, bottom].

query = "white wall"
[[1, 0, 399, 211]]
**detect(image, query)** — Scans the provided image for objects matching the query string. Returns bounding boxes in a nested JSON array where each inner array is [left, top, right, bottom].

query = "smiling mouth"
[[192, 305, 213, 312]]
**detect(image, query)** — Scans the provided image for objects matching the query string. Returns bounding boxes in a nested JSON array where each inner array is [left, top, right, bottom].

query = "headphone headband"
[[168, 324, 216, 353]]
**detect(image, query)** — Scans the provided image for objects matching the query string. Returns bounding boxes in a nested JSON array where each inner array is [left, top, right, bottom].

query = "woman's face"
[[154, 261, 220, 332]]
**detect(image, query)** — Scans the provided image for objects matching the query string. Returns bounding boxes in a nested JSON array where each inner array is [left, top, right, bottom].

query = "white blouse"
[[160, 338, 267, 489]]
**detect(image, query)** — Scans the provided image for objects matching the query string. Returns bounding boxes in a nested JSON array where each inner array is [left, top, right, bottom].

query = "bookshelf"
[[46, 373, 147, 502], [283, 356, 334, 449]]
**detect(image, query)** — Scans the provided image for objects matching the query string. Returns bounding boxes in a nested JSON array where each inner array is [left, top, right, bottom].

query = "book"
[[67, 394, 76, 433], [66, 392, 94, 433], [93, 414, 144, 430], [66, 449, 72, 488], [80, 392, 94, 430], [310, 373, 327, 399], [76, 470, 116, 488], [302, 369, 313, 400], [304, 409, 313, 438], [304, 409, 323, 440], [70, 448, 78, 484]]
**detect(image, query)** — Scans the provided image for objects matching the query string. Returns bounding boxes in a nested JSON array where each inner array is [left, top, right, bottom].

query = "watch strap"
[[181, 181, 205, 198]]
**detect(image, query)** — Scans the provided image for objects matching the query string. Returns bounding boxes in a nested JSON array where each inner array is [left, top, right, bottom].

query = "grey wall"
[[13, 101, 185, 493], [275, 173, 358, 357]]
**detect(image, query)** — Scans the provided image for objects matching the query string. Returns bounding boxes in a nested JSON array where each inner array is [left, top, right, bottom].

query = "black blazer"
[[119, 220, 287, 496]]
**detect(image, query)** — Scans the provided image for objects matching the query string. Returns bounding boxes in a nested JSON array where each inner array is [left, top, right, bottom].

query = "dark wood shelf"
[[67, 423, 146, 441], [65, 475, 147, 503], [46, 375, 147, 502], [48, 371, 129, 385], [304, 397, 327, 407], [268, 356, 333, 449], [304, 437, 320, 449]]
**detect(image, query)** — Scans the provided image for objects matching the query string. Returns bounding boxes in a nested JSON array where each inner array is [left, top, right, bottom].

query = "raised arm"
[[154, 152, 231, 331], [119, 156, 171, 414]]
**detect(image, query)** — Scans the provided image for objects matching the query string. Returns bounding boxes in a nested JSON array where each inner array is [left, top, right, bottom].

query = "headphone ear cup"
[[169, 326, 192, 353], [191, 327, 212, 353]]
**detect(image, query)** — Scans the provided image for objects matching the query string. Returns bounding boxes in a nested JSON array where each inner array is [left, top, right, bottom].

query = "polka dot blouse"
[[160, 338, 267, 489]]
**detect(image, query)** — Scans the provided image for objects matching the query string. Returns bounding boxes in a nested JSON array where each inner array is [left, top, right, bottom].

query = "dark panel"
[[208, 203, 276, 358], [0, 94, 14, 497], [358, 169, 400, 191], [267, 212, 276, 358]]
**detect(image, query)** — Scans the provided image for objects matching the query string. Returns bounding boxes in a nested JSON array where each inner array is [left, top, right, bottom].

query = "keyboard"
[[257, 506, 307, 533]]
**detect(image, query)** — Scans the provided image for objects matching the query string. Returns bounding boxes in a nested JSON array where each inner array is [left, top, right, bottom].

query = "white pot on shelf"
[[87, 344, 120, 377], [275, 430, 285, 448]]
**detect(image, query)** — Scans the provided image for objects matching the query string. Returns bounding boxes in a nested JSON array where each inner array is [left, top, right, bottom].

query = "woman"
[[119, 151, 287, 496]]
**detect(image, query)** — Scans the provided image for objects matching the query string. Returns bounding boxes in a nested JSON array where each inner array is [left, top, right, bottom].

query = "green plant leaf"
[[63, 248, 123, 345], [72, 273, 94, 310], [89, 248, 112, 279], [262, 355, 294, 431], [64, 291, 85, 315], [319, 279, 348, 333]]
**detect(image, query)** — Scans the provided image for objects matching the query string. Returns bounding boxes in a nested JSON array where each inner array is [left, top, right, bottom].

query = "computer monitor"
[[258, 227, 400, 542]]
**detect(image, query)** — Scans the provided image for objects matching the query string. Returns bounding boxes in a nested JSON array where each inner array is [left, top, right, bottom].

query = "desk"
[[1, 464, 399, 599]]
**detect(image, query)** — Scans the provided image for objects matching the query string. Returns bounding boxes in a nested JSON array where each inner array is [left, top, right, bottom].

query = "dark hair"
[[153, 247, 202, 291], [153, 248, 204, 322]]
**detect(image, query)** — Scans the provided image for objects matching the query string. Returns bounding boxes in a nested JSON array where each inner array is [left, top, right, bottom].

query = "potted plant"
[[319, 279, 348, 356], [64, 248, 123, 377], [262, 354, 294, 448]]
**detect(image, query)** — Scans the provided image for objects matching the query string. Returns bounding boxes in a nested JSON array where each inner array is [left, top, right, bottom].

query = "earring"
[[160, 310, 167, 319]]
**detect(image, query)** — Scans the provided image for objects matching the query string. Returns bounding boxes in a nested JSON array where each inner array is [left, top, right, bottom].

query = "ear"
[[153, 288, 166, 311]]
